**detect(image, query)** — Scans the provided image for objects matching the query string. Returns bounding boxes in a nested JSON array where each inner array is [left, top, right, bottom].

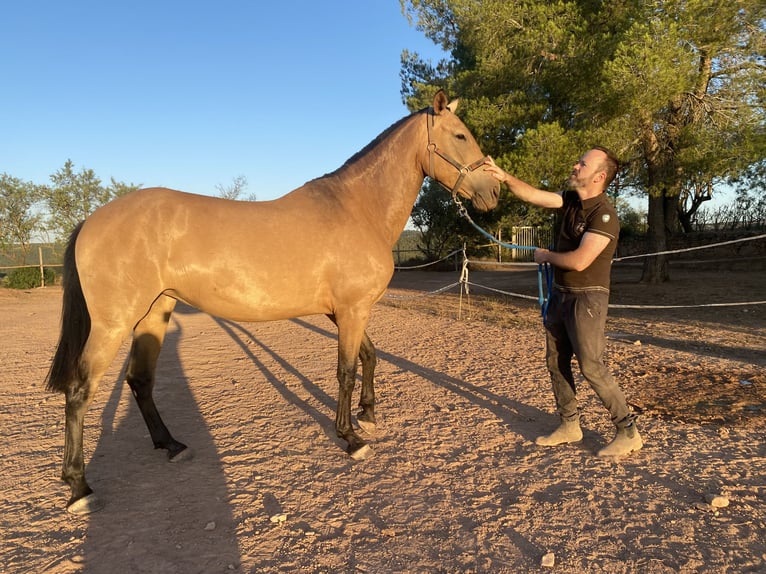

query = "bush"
[[5, 267, 57, 289]]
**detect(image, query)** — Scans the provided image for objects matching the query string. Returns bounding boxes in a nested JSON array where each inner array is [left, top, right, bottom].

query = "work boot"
[[597, 422, 643, 458], [535, 417, 583, 446]]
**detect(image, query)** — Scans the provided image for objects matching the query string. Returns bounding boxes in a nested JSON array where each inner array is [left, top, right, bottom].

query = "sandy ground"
[[1, 263, 764, 574]]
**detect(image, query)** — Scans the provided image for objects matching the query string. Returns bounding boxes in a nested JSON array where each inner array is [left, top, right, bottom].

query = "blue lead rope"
[[538, 262, 553, 324], [454, 198, 551, 323]]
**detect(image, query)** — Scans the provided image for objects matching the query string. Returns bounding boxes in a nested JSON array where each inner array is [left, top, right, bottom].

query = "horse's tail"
[[46, 221, 91, 393]]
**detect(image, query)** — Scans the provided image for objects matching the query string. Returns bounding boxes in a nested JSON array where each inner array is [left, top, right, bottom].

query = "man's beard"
[[565, 173, 580, 190]]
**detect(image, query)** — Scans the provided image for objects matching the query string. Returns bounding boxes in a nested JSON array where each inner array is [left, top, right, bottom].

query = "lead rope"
[[452, 194, 552, 323]]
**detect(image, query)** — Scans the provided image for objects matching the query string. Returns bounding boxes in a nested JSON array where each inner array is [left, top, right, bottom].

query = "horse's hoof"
[[168, 446, 194, 463], [357, 419, 376, 435], [349, 444, 373, 461], [67, 493, 104, 515]]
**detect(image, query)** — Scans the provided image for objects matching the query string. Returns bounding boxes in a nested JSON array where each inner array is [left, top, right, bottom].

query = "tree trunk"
[[641, 191, 670, 283], [639, 120, 672, 284]]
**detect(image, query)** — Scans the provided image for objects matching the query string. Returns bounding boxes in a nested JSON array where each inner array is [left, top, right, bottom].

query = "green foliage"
[[401, 0, 766, 280], [409, 179, 494, 261], [410, 179, 466, 260], [616, 199, 648, 237], [5, 266, 56, 289], [43, 160, 141, 241], [0, 174, 44, 263]]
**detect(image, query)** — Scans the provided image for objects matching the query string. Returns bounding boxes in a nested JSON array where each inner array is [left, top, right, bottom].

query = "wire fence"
[[388, 234, 766, 311]]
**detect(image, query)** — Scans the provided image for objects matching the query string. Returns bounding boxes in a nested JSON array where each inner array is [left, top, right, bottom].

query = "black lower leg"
[[356, 332, 376, 427], [126, 376, 187, 459], [336, 365, 369, 458], [62, 385, 99, 511]]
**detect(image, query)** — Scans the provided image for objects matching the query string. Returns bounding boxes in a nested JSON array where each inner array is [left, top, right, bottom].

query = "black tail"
[[46, 222, 91, 393]]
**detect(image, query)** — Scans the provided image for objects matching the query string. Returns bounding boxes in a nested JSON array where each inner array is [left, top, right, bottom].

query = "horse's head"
[[424, 91, 500, 212]]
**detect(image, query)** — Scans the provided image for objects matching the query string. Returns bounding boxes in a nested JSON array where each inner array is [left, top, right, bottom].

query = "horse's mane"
[[318, 106, 429, 179]]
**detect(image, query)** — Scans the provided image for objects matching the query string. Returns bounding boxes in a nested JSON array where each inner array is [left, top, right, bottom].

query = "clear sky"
[[2, 1, 445, 200]]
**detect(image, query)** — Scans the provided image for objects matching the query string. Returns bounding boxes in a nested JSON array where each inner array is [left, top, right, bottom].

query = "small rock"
[[541, 552, 555, 568], [705, 494, 730, 508], [633, 339, 642, 346], [270, 513, 287, 524], [204, 521, 216, 531]]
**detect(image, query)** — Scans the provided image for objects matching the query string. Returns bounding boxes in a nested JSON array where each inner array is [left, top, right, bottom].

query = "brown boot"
[[535, 417, 583, 446], [597, 422, 643, 458]]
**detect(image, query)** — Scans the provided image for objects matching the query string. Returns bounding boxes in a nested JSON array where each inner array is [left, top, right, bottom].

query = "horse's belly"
[[167, 280, 330, 323]]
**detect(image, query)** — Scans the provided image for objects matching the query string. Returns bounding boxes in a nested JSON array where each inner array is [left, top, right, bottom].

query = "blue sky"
[[2, 1, 445, 200]]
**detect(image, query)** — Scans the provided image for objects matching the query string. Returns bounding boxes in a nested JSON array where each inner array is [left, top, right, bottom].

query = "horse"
[[45, 90, 500, 514]]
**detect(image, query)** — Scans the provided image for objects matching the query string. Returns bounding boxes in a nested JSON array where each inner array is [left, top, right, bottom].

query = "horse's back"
[[75, 187, 394, 322]]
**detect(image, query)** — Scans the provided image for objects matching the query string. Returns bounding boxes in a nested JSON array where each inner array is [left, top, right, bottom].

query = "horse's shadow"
[[287, 317, 549, 440], [216, 315, 551, 448], [76, 308, 550, 573], [80, 305, 241, 573], [213, 317, 342, 446]]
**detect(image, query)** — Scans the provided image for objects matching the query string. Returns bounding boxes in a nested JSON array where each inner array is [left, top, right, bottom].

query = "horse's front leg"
[[333, 315, 373, 461], [356, 331, 377, 433]]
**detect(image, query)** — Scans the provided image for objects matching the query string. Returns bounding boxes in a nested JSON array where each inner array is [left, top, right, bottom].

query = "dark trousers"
[[544, 287, 631, 427]]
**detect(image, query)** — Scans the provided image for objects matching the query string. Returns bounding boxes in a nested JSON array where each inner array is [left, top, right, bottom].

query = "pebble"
[[204, 521, 216, 531], [705, 494, 730, 508], [541, 552, 556, 568], [270, 513, 288, 524]]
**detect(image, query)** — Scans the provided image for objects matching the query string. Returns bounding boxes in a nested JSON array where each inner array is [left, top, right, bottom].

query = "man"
[[483, 148, 642, 458]]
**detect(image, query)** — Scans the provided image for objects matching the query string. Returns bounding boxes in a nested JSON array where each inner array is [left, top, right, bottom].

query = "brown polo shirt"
[[553, 189, 619, 291]]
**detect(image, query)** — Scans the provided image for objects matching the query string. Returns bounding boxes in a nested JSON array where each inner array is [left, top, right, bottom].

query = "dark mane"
[[320, 106, 429, 178]]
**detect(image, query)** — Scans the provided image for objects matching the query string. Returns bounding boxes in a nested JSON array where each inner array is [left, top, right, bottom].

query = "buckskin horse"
[[46, 90, 500, 513]]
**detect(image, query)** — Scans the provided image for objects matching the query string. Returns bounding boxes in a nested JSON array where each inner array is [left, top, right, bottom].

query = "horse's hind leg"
[[356, 331, 377, 433], [126, 295, 190, 461], [63, 329, 126, 514]]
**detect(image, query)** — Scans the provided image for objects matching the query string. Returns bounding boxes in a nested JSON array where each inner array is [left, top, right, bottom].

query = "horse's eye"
[[456, 133, 467, 141]]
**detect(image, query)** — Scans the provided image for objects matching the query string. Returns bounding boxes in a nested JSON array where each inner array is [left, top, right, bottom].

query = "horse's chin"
[[470, 191, 498, 213], [460, 181, 499, 213]]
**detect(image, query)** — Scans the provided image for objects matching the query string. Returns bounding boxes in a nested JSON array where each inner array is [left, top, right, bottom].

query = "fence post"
[[39, 246, 45, 288]]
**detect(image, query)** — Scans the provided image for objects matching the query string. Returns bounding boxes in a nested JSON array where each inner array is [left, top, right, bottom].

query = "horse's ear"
[[447, 98, 459, 113], [433, 90, 449, 114]]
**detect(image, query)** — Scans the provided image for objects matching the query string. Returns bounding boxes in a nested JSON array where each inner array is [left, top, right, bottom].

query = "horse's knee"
[[336, 363, 357, 388]]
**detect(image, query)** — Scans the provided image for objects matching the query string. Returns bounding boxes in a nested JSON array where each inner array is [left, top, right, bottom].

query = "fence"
[[0, 246, 63, 287], [495, 226, 553, 262]]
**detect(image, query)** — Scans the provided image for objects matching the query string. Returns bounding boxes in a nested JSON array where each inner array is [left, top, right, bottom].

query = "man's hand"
[[534, 248, 551, 264], [483, 157, 506, 183]]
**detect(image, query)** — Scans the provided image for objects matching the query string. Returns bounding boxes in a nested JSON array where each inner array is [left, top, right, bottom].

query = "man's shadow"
[[79, 304, 240, 573]]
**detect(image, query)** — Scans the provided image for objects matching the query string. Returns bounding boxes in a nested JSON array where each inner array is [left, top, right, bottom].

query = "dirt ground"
[[1, 262, 764, 573]]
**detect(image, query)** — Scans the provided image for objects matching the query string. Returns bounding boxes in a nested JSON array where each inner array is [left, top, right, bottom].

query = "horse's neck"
[[334, 116, 426, 245]]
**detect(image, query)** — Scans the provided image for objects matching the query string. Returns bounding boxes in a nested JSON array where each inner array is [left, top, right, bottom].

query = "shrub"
[[6, 267, 57, 289]]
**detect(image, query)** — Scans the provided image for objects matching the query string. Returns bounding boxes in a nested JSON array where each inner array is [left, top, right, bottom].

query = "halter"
[[426, 108, 489, 198]]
